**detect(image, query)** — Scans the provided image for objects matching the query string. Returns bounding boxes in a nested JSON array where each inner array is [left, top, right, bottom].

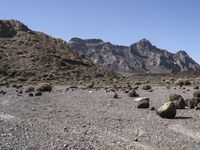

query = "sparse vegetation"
[[142, 85, 152, 90], [36, 83, 52, 92]]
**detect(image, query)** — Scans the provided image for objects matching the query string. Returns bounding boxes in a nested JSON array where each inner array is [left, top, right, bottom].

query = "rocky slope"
[[69, 38, 200, 75], [0, 20, 112, 84]]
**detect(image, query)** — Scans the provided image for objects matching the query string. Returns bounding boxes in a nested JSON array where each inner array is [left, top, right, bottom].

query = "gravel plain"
[[0, 85, 200, 150]]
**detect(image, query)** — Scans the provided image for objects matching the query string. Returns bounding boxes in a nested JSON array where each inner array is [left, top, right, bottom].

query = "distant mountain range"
[[69, 38, 200, 75]]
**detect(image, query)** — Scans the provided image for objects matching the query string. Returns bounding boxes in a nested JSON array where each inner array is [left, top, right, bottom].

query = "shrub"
[[36, 83, 52, 92], [134, 81, 141, 85], [175, 79, 184, 86], [183, 79, 191, 86], [142, 85, 152, 90]]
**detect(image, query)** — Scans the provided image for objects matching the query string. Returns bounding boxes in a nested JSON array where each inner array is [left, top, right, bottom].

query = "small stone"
[[194, 86, 199, 89], [149, 107, 155, 111], [113, 92, 118, 99], [195, 103, 200, 110], [193, 91, 200, 98], [29, 93, 34, 97], [137, 99, 149, 108], [128, 89, 139, 97], [35, 92, 42, 96]]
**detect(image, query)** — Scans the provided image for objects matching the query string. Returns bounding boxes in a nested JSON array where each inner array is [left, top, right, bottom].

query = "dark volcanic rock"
[[137, 99, 149, 108], [69, 38, 200, 75], [156, 102, 176, 118], [168, 94, 186, 109], [113, 92, 118, 99], [193, 91, 200, 98], [185, 98, 200, 109], [128, 89, 139, 97]]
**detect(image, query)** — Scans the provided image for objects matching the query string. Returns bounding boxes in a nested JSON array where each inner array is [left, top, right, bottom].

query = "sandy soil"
[[0, 85, 200, 150]]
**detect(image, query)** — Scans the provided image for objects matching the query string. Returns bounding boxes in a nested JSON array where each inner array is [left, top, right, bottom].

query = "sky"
[[0, 0, 200, 63]]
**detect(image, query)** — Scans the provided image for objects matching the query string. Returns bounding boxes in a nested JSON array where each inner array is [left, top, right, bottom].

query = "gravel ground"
[[0, 85, 200, 150]]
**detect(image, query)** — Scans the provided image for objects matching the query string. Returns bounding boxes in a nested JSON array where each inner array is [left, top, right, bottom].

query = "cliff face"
[[69, 38, 200, 75]]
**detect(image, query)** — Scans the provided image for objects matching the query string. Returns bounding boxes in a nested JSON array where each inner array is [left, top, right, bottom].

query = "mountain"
[[0, 20, 112, 83], [69, 38, 200, 75]]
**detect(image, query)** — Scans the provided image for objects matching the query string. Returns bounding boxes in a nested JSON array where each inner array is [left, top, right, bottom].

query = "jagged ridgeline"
[[0, 20, 114, 84], [69, 38, 200, 75]]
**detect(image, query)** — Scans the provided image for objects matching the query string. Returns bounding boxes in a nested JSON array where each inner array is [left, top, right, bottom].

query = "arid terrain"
[[1, 19, 200, 150], [1, 84, 200, 150]]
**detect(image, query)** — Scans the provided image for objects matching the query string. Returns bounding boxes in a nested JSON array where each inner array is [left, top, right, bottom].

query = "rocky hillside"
[[69, 38, 200, 75], [0, 20, 112, 84]]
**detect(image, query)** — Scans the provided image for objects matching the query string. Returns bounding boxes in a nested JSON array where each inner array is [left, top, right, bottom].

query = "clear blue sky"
[[1, 0, 200, 63]]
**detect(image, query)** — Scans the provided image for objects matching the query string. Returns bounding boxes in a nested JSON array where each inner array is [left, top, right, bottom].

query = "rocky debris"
[[69, 38, 200, 75], [0, 90, 6, 95], [167, 94, 186, 109], [113, 92, 118, 99], [128, 89, 139, 97], [193, 91, 200, 98], [185, 98, 200, 109], [195, 103, 200, 110], [194, 86, 199, 89], [156, 102, 176, 118]]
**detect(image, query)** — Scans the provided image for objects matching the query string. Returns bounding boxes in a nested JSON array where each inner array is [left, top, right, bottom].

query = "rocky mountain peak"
[[0, 19, 32, 37]]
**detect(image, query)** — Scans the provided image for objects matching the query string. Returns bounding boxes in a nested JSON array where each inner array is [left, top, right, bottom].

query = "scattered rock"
[[195, 103, 200, 110], [194, 86, 199, 89], [156, 102, 176, 118], [185, 98, 200, 109], [149, 106, 155, 111], [167, 94, 186, 109], [137, 99, 149, 108], [193, 91, 200, 98], [35, 92, 42, 96], [29, 93, 34, 97], [128, 89, 139, 97], [113, 92, 118, 99]]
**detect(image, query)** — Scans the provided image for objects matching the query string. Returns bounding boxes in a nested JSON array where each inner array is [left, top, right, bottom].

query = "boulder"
[[167, 94, 186, 109], [156, 102, 176, 118]]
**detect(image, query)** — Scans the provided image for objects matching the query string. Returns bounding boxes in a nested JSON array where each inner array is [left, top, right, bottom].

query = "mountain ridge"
[[69, 37, 200, 75]]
